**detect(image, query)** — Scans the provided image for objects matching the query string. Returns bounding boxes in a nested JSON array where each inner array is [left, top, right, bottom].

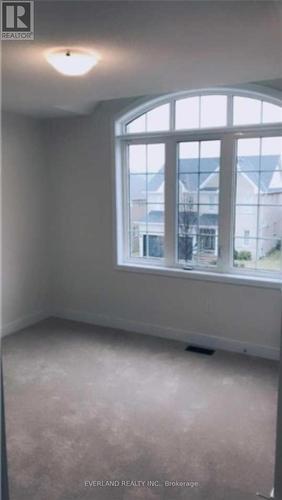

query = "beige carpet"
[[2, 318, 279, 500]]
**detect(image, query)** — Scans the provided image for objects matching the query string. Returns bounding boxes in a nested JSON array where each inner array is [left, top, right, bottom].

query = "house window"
[[116, 89, 282, 279], [199, 228, 216, 252]]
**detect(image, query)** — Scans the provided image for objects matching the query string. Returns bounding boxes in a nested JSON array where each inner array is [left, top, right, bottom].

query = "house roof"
[[134, 155, 282, 227], [239, 156, 281, 192], [179, 155, 281, 193], [130, 155, 282, 200]]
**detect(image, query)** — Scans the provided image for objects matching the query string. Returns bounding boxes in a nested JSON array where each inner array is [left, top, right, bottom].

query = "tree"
[[179, 196, 198, 264]]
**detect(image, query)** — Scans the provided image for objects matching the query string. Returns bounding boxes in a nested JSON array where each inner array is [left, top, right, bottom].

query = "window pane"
[[235, 205, 258, 237], [178, 235, 196, 263], [260, 170, 282, 194], [200, 171, 219, 189], [177, 140, 220, 266], [126, 114, 146, 133], [175, 96, 199, 130], [200, 95, 227, 128], [198, 234, 218, 267], [129, 229, 142, 258], [260, 137, 282, 197], [127, 143, 165, 260], [129, 175, 146, 203], [260, 190, 282, 206], [262, 102, 282, 124], [257, 239, 282, 272], [143, 234, 164, 258], [129, 145, 146, 173], [148, 174, 164, 203], [234, 238, 256, 269], [234, 238, 281, 271], [200, 141, 221, 171], [178, 205, 198, 263], [236, 172, 259, 205], [126, 104, 170, 133], [234, 136, 282, 274], [233, 96, 261, 125], [147, 144, 165, 173], [147, 204, 164, 234], [179, 142, 199, 173], [199, 193, 219, 206], [178, 174, 198, 204], [261, 137, 282, 157], [178, 204, 199, 230], [130, 202, 146, 226], [258, 206, 282, 238], [199, 202, 218, 214], [147, 104, 170, 132], [237, 138, 260, 158]]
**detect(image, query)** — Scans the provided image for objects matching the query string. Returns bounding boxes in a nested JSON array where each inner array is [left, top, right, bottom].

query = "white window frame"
[[114, 86, 282, 288]]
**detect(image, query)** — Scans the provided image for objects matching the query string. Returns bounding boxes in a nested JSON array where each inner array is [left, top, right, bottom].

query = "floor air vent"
[[185, 345, 215, 356]]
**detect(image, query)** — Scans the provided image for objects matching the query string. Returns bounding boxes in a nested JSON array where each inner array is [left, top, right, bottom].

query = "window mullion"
[[122, 142, 130, 262], [218, 134, 236, 272], [227, 94, 233, 127], [170, 98, 175, 131], [164, 138, 177, 267]]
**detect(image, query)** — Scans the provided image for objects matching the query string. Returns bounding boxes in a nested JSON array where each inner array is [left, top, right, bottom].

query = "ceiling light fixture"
[[45, 48, 100, 76]]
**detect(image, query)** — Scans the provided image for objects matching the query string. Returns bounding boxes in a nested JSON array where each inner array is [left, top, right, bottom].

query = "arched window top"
[[116, 88, 282, 135]]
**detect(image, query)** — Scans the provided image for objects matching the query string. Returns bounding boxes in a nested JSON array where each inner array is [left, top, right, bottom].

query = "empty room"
[[1, 1, 282, 500]]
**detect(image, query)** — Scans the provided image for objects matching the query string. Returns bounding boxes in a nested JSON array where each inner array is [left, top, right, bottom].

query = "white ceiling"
[[2, 0, 282, 117]]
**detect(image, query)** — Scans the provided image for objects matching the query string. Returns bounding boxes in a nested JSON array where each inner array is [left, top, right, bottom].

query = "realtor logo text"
[[1, 1, 34, 39]]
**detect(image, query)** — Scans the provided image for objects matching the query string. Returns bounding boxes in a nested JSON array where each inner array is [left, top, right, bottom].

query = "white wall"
[[1, 112, 48, 335], [46, 99, 281, 359]]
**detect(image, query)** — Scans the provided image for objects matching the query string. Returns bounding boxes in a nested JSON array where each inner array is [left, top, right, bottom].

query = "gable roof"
[[239, 155, 281, 192], [179, 155, 281, 193], [129, 155, 282, 200]]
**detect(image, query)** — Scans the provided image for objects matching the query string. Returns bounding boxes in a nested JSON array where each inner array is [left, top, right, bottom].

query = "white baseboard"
[[52, 308, 280, 361], [1, 311, 49, 338], [2, 307, 279, 361]]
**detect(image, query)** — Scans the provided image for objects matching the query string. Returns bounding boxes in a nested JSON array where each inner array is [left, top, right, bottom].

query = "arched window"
[[115, 88, 282, 282]]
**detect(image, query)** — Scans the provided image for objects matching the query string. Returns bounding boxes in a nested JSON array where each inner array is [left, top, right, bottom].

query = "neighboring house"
[[130, 155, 282, 262], [235, 155, 282, 259]]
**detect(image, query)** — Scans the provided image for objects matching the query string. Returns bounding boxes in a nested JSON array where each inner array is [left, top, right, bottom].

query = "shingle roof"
[[178, 155, 281, 192], [179, 157, 219, 174], [240, 156, 281, 192], [130, 155, 281, 200]]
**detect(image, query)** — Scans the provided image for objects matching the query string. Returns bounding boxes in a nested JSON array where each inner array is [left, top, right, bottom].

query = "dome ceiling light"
[[45, 48, 100, 76]]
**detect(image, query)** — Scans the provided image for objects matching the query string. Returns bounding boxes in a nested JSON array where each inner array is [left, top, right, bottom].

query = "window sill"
[[116, 262, 282, 289]]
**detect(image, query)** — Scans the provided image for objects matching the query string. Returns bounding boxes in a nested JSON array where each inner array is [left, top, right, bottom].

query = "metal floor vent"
[[185, 345, 215, 356]]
